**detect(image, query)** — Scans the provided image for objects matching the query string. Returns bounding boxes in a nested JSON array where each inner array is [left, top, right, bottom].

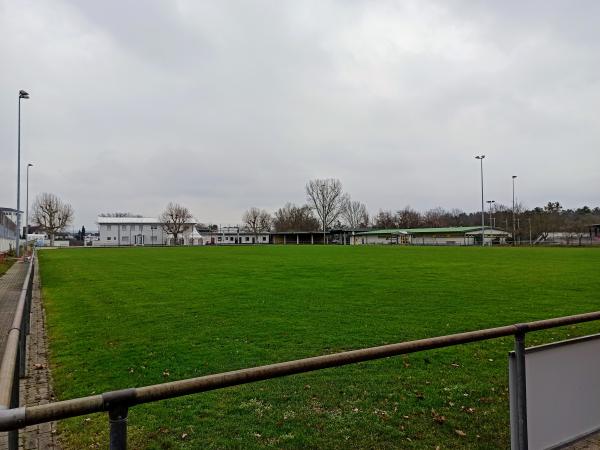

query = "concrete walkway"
[[19, 266, 59, 449], [565, 431, 600, 450], [0, 262, 28, 356], [0, 261, 60, 449]]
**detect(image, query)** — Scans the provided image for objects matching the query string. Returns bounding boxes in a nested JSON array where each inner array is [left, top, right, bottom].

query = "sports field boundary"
[[0, 254, 598, 450]]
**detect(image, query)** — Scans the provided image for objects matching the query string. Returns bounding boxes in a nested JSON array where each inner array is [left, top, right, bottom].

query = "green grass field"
[[38, 246, 600, 449], [0, 258, 14, 277]]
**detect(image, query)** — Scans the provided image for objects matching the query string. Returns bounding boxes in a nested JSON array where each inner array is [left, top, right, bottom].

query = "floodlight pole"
[[475, 155, 486, 246], [16, 90, 30, 257], [512, 175, 517, 246], [321, 183, 326, 245], [26, 163, 33, 242], [486, 200, 495, 228]]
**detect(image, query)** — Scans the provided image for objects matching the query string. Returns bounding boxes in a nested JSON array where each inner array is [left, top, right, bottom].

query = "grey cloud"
[[1, 0, 599, 229]]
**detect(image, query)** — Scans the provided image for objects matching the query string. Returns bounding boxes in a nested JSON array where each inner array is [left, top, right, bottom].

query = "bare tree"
[[396, 206, 422, 228], [243, 207, 272, 241], [306, 178, 347, 242], [159, 203, 193, 245], [372, 210, 397, 228], [272, 203, 320, 231], [99, 212, 143, 218], [422, 207, 446, 228], [32, 193, 74, 246], [342, 198, 369, 229]]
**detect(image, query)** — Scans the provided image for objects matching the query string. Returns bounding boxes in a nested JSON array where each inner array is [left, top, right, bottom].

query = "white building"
[[0, 208, 18, 253], [95, 217, 196, 246], [216, 226, 270, 245]]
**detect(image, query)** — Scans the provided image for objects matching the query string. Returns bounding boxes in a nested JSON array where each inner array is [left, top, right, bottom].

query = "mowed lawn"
[[39, 246, 600, 449]]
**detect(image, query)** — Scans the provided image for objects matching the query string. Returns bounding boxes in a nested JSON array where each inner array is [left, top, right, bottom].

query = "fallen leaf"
[[181, 433, 188, 439], [431, 409, 446, 424], [455, 429, 466, 437]]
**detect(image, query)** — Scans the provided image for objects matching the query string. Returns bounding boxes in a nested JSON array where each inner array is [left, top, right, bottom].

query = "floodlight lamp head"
[[512, 175, 517, 179], [475, 155, 485, 160], [19, 90, 29, 99], [28, 163, 33, 167]]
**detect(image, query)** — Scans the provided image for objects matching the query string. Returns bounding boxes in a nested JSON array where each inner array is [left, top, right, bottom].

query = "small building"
[[352, 226, 510, 246], [95, 217, 196, 246], [270, 231, 326, 245], [216, 226, 269, 245], [0, 207, 19, 253], [351, 230, 410, 245]]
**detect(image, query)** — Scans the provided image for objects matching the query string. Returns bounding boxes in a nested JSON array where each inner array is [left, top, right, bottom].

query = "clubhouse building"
[[95, 217, 197, 246], [351, 226, 511, 246]]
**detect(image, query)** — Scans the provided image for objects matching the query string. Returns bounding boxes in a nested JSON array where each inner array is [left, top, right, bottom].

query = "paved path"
[[0, 262, 28, 356], [19, 266, 59, 449], [565, 431, 600, 450], [0, 261, 60, 449]]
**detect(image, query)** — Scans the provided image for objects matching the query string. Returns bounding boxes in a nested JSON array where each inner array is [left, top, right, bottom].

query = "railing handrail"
[[0, 254, 34, 409], [0, 308, 599, 432]]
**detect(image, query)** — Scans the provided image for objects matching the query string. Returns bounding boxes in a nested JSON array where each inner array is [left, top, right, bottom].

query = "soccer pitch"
[[38, 246, 600, 449]]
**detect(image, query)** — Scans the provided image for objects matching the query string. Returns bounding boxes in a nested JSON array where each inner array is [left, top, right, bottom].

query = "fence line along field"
[[38, 246, 600, 449]]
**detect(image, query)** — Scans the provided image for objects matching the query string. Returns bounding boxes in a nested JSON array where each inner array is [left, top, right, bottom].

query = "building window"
[[151, 235, 157, 242], [218, 236, 222, 242], [151, 225, 157, 230], [122, 236, 129, 242], [107, 236, 111, 241], [107, 225, 112, 231], [245, 236, 249, 242], [262, 236, 267, 242]]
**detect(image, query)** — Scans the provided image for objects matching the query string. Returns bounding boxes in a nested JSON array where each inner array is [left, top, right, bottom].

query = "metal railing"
[[0, 253, 34, 449], [0, 258, 598, 449]]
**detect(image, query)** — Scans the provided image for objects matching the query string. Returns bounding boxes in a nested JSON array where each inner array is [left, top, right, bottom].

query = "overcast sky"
[[1, 1, 599, 230]]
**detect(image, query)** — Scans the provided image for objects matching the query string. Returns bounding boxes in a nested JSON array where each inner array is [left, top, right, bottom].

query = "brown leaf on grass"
[[455, 429, 466, 437], [181, 433, 188, 439], [431, 409, 446, 424]]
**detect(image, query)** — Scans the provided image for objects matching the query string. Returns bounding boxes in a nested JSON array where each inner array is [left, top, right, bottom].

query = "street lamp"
[[26, 163, 33, 241], [321, 183, 326, 245], [475, 155, 485, 246], [512, 175, 517, 246], [16, 90, 30, 257], [486, 200, 496, 228]]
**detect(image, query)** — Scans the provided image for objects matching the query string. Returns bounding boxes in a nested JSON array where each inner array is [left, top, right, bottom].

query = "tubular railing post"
[[514, 332, 528, 450], [8, 347, 20, 450], [109, 406, 128, 450], [18, 321, 26, 379]]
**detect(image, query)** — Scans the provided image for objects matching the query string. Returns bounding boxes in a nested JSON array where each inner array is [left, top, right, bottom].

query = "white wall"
[[96, 222, 200, 246], [217, 233, 270, 245], [0, 238, 13, 252], [351, 234, 410, 245]]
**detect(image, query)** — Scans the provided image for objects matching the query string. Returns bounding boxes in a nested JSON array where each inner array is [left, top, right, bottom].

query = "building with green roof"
[[351, 226, 510, 246]]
